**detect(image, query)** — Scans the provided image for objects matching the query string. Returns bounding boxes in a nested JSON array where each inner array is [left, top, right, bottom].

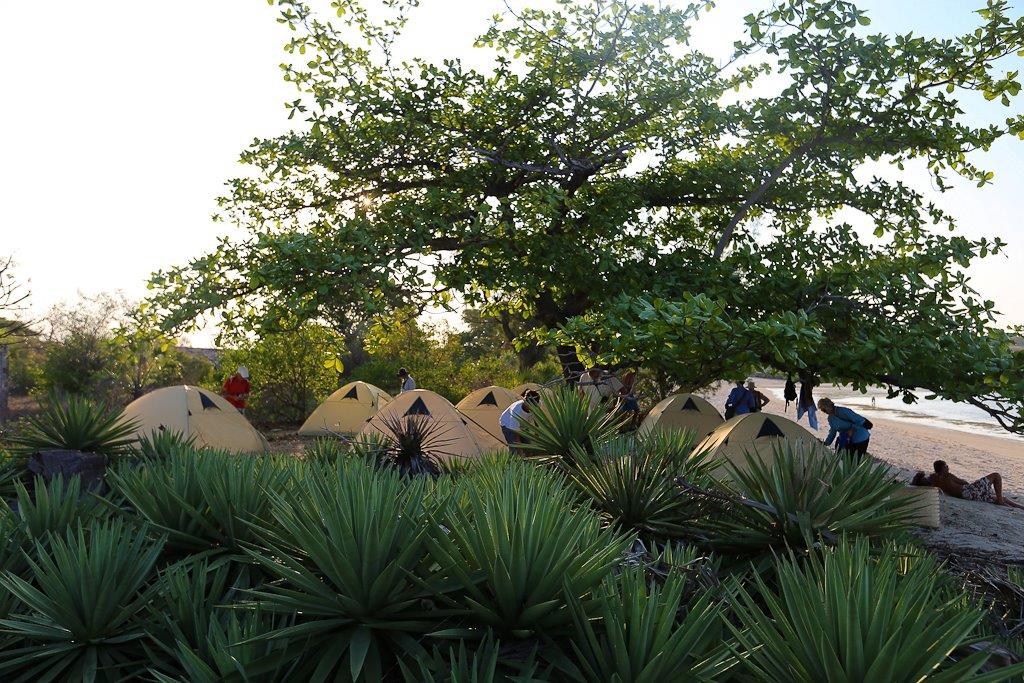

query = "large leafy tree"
[[150, 0, 1024, 430]]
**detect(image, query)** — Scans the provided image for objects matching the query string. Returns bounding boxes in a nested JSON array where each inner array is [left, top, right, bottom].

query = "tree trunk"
[[556, 344, 585, 384], [0, 344, 8, 424]]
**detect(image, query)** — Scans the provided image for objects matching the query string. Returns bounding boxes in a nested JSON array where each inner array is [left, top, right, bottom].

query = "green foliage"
[[148, 0, 1024, 432], [147, 559, 293, 683], [7, 395, 138, 456], [728, 536, 1022, 682], [399, 634, 543, 683], [560, 566, 731, 682], [14, 476, 101, 542], [425, 459, 631, 637], [245, 460, 439, 681], [219, 322, 346, 425], [702, 445, 915, 560], [566, 431, 715, 542], [517, 388, 623, 463], [303, 436, 347, 464], [106, 450, 290, 555], [0, 520, 164, 682], [135, 428, 197, 460]]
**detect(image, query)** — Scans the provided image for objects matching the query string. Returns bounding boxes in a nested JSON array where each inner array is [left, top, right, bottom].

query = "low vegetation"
[[0, 392, 1020, 681]]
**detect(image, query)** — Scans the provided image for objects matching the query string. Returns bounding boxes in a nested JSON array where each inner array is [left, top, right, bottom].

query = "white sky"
[[1, 1, 1021, 347]]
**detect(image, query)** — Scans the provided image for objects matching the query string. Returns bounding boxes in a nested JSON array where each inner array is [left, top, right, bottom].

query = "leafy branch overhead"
[[149, 0, 1024, 430]]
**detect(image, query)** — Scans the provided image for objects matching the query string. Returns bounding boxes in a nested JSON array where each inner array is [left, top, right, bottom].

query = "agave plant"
[[303, 436, 347, 464], [566, 430, 716, 542], [399, 633, 544, 683], [701, 444, 916, 560], [13, 475, 103, 541], [147, 559, 294, 682], [135, 429, 197, 460], [370, 413, 447, 476], [728, 536, 1023, 682], [0, 449, 22, 500], [0, 519, 164, 682], [0, 515, 28, 620], [7, 394, 139, 456], [244, 460, 442, 681], [424, 460, 631, 637], [106, 450, 291, 555], [516, 388, 623, 465], [558, 565, 733, 682]]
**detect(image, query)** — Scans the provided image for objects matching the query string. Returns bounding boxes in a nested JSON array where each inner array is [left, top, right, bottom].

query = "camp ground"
[[639, 393, 723, 440], [298, 381, 392, 436], [122, 385, 269, 454], [693, 412, 826, 479], [359, 389, 494, 462]]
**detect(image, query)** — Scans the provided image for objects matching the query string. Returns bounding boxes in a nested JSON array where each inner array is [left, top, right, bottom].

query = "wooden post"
[[0, 344, 8, 425]]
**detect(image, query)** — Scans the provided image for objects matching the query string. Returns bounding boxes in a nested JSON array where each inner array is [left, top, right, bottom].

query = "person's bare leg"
[[1003, 498, 1024, 510], [988, 473, 1004, 504]]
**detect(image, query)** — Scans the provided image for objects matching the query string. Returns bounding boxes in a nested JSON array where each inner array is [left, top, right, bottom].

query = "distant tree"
[[149, 0, 1024, 430], [219, 323, 347, 425]]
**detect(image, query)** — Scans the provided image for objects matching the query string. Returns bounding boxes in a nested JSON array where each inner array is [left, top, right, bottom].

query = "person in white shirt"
[[500, 390, 540, 450], [579, 367, 623, 408], [397, 367, 416, 393]]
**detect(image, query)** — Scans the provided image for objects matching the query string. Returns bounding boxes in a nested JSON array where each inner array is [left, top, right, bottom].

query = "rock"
[[26, 450, 107, 491]]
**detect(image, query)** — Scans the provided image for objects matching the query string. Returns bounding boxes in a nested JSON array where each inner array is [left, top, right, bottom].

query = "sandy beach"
[[707, 379, 1024, 561]]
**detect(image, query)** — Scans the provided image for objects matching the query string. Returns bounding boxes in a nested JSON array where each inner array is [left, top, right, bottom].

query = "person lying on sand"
[[912, 460, 1024, 509]]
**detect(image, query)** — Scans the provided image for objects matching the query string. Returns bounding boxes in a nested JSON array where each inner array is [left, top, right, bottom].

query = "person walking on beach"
[[725, 380, 756, 419], [818, 397, 872, 456], [912, 460, 1024, 510], [397, 367, 416, 393], [747, 381, 770, 413], [500, 390, 540, 452], [222, 366, 251, 414], [797, 376, 818, 430]]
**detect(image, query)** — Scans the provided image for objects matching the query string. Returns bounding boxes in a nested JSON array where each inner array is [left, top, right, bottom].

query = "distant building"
[[176, 346, 221, 367]]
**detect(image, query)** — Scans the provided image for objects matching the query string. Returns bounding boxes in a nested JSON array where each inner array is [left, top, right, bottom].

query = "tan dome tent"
[[693, 412, 826, 478], [456, 386, 519, 451], [639, 393, 723, 439], [358, 390, 492, 462], [512, 382, 546, 396], [122, 385, 269, 454], [298, 381, 393, 436]]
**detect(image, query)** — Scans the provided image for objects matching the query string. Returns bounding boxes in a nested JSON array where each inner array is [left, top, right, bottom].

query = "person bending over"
[[818, 398, 872, 457], [912, 460, 1024, 509], [500, 390, 541, 451]]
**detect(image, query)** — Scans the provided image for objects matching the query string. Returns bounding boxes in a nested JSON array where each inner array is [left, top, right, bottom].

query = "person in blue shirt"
[[817, 397, 871, 456], [725, 380, 756, 418]]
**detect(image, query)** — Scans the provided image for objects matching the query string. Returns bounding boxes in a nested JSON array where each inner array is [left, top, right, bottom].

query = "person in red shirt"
[[222, 366, 251, 413]]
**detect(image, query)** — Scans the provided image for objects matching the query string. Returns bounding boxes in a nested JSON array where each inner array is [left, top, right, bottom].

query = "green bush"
[[517, 388, 623, 464], [14, 476, 102, 542], [425, 459, 631, 637], [245, 460, 441, 681], [728, 536, 1022, 682], [701, 445, 916, 561], [107, 450, 291, 556], [0, 519, 164, 682], [566, 430, 715, 543], [7, 395, 138, 456], [560, 565, 733, 682]]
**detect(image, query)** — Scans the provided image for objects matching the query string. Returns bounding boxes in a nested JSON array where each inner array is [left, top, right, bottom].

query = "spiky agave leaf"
[[565, 431, 715, 543], [147, 558, 294, 683], [374, 413, 449, 477], [0, 519, 164, 682], [424, 461, 631, 638], [13, 475, 103, 542], [398, 632, 544, 683], [701, 444, 917, 560], [517, 388, 623, 465], [727, 536, 1024, 682], [106, 450, 291, 555], [135, 429, 197, 460], [7, 394, 139, 456], [243, 460, 443, 681], [558, 565, 733, 682], [303, 436, 348, 464]]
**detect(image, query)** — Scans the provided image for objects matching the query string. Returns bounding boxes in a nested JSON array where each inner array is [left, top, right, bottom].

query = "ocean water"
[[766, 386, 1024, 443]]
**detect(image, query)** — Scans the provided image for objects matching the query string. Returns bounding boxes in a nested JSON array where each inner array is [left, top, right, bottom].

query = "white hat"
[[238, 366, 249, 379]]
